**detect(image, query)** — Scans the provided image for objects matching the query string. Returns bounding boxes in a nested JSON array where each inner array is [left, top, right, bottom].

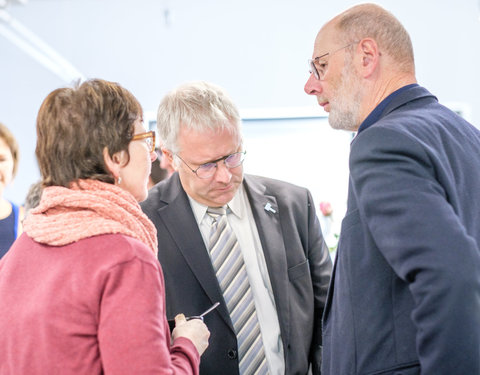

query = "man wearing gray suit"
[[141, 81, 332, 375]]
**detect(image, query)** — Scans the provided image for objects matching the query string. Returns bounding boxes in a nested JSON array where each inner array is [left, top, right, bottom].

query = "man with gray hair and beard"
[[305, 3, 480, 375]]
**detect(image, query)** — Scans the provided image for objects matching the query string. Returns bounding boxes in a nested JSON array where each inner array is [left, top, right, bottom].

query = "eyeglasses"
[[175, 151, 246, 179], [131, 131, 156, 153], [308, 41, 358, 80]]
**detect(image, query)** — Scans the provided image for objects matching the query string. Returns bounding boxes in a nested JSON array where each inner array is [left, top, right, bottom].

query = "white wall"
[[1, 0, 480, 210], [241, 116, 351, 237]]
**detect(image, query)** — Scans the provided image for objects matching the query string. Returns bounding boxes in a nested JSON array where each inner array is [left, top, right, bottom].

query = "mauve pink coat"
[[0, 233, 200, 375]]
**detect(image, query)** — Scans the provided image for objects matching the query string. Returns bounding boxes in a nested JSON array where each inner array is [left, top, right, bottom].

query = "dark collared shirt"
[[357, 83, 418, 134]]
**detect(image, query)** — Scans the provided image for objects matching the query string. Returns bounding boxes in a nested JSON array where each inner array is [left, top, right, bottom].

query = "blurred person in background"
[[148, 148, 174, 189], [23, 180, 43, 217], [157, 147, 175, 178], [0, 79, 209, 375], [0, 122, 23, 259]]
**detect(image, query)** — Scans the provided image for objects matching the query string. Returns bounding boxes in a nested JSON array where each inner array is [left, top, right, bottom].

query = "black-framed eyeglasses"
[[308, 41, 358, 80], [131, 131, 156, 153], [175, 151, 246, 179]]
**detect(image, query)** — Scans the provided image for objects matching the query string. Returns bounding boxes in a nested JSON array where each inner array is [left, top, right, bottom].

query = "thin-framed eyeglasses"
[[131, 131, 156, 153], [308, 41, 358, 80], [175, 151, 246, 179]]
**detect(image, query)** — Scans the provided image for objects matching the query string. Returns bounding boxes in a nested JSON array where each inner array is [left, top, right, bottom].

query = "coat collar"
[[153, 173, 232, 326], [357, 84, 437, 134]]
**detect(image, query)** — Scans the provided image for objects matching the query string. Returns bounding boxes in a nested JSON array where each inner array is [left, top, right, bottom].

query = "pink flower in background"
[[319, 201, 333, 217]]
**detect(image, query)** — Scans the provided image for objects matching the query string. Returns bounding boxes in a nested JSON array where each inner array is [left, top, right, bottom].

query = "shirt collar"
[[357, 83, 418, 134]]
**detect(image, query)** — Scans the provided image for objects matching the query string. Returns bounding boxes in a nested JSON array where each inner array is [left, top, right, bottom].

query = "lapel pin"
[[264, 202, 277, 213]]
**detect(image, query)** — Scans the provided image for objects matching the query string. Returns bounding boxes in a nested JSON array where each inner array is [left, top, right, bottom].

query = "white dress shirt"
[[188, 184, 285, 375]]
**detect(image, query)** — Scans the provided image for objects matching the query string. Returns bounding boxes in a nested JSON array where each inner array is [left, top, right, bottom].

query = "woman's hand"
[[172, 313, 210, 356]]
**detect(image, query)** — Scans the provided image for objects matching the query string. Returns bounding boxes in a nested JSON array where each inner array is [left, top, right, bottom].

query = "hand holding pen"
[[171, 302, 219, 356]]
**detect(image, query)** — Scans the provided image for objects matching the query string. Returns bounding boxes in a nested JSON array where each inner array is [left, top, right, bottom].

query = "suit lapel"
[[243, 175, 291, 345], [157, 175, 234, 330]]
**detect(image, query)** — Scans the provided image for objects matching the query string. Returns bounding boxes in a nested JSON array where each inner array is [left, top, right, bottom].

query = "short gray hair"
[[156, 81, 242, 153]]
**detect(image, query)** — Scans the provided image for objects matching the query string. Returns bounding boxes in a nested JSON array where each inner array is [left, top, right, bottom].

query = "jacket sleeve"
[[350, 126, 480, 375], [306, 189, 333, 375], [97, 253, 200, 375]]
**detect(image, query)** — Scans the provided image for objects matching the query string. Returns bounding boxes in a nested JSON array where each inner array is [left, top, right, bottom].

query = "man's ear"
[[161, 148, 178, 170], [103, 147, 127, 180], [357, 38, 380, 78]]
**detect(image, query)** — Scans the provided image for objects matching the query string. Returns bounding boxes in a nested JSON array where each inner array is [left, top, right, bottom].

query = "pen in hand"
[[186, 302, 220, 321]]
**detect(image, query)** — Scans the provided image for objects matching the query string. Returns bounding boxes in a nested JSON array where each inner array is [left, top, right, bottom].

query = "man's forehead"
[[313, 34, 333, 57], [313, 22, 338, 56]]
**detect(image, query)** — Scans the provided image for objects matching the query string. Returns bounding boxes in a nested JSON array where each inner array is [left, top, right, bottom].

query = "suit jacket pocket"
[[288, 260, 309, 281]]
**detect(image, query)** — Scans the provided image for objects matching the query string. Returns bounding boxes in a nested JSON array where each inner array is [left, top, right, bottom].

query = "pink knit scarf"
[[23, 179, 158, 255]]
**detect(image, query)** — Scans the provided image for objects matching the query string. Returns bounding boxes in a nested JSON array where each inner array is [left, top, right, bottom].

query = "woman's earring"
[[117, 176, 122, 185]]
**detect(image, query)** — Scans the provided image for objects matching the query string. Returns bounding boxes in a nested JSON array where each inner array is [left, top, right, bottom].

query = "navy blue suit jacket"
[[141, 173, 332, 375], [322, 85, 480, 375]]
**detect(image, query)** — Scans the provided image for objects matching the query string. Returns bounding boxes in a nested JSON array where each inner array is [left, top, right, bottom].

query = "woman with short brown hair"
[[0, 79, 209, 375]]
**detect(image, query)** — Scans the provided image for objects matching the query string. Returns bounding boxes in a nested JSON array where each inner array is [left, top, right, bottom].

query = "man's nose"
[[304, 73, 322, 95], [214, 162, 232, 183]]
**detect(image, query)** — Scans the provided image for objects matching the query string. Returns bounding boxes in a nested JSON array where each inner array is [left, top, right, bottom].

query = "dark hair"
[[0, 122, 20, 178], [24, 181, 43, 216], [36, 79, 142, 187]]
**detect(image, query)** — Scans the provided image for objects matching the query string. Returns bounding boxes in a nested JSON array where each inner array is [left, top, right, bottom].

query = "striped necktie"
[[207, 207, 269, 375]]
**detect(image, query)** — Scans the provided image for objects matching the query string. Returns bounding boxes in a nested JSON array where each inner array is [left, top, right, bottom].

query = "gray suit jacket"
[[322, 85, 480, 375], [141, 173, 332, 375]]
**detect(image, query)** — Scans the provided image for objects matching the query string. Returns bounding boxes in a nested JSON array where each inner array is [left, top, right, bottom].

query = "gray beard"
[[327, 63, 363, 132], [328, 105, 359, 131]]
